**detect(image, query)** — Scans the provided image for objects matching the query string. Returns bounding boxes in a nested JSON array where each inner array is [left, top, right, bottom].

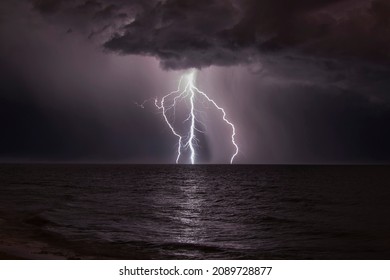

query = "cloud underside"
[[32, 0, 390, 70]]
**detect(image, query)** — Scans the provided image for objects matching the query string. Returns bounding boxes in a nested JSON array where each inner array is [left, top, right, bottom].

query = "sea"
[[0, 164, 390, 259]]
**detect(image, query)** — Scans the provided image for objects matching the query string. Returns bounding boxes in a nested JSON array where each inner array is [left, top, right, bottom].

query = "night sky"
[[1, 0, 390, 164]]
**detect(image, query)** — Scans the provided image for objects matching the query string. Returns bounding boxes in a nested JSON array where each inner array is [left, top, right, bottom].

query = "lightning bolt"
[[144, 69, 238, 164]]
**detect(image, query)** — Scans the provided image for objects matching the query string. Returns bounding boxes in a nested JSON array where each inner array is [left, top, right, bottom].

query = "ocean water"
[[0, 164, 390, 259]]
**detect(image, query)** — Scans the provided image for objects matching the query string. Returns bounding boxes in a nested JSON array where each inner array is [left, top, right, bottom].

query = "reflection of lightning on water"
[[137, 70, 238, 164]]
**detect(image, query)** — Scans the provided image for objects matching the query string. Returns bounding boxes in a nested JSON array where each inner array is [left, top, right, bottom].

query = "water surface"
[[1, 164, 390, 259]]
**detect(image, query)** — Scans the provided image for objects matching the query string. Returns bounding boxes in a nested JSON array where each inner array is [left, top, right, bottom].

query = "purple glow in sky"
[[0, 0, 390, 163]]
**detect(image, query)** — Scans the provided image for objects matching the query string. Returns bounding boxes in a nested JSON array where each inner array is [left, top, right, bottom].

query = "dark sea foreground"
[[0, 164, 390, 259]]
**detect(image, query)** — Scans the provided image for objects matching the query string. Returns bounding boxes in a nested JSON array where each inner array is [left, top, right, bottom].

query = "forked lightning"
[[140, 70, 238, 164]]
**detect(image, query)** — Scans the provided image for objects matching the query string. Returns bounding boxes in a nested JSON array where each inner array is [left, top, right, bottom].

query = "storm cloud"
[[31, 0, 390, 69]]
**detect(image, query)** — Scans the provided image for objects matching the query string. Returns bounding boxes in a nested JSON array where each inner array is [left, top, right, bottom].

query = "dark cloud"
[[29, 0, 390, 69]]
